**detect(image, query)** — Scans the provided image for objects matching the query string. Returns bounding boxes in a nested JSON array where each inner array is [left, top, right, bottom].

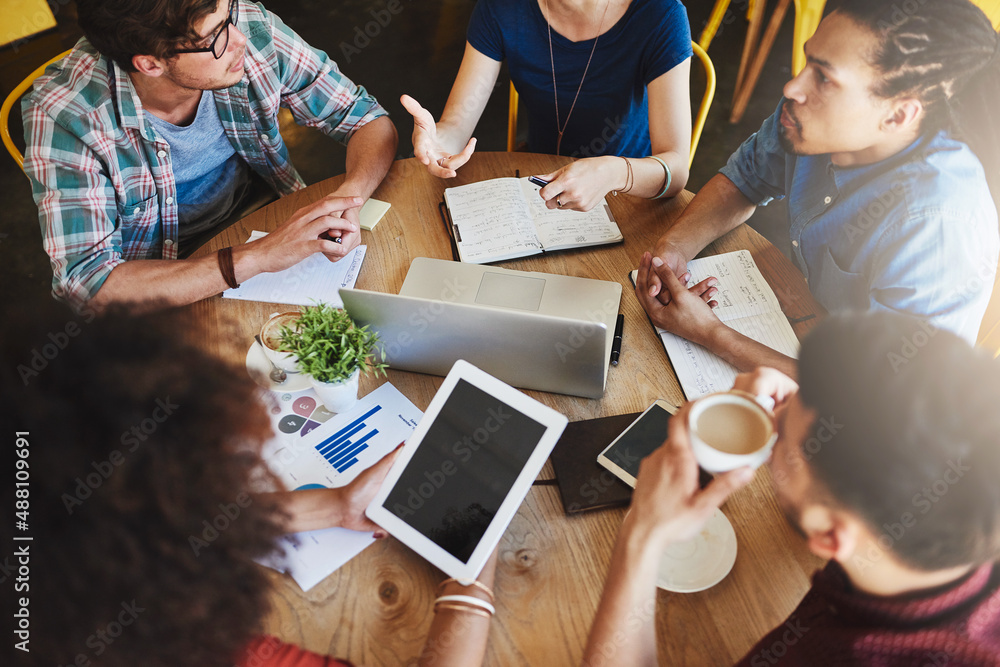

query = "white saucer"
[[245, 343, 311, 392], [656, 508, 737, 593]]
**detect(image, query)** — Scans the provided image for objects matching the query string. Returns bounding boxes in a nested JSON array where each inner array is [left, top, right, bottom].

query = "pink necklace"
[[546, 0, 612, 156]]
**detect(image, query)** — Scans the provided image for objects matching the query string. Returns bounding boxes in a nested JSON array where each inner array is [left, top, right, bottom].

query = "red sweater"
[[236, 636, 354, 667], [736, 561, 1000, 666]]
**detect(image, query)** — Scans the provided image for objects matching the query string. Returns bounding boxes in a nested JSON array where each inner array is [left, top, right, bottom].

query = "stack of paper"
[[257, 383, 423, 591]]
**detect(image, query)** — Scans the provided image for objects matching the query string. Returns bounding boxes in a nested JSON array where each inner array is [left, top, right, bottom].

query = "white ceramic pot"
[[310, 368, 361, 413]]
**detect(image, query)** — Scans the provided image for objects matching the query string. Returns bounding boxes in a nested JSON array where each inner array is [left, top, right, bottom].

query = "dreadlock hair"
[[831, 0, 1000, 202]]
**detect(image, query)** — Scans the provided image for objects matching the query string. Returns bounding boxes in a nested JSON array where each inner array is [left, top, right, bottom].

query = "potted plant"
[[276, 303, 388, 413]]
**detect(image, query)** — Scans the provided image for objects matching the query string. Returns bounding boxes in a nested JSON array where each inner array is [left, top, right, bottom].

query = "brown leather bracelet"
[[217, 246, 239, 289]]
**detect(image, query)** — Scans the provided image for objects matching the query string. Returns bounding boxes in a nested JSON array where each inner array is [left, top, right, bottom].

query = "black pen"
[[610, 314, 624, 366]]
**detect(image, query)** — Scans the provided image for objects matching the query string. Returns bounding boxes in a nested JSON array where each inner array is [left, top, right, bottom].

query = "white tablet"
[[366, 359, 568, 579]]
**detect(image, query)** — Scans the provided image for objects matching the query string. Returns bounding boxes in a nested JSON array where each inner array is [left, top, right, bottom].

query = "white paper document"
[[222, 230, 366, 306], [257, 382, 423, 591], [634, 250, 800, 399]]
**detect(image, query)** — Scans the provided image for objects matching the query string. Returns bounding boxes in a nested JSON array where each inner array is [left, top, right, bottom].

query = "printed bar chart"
[[315, 405, 382, 473]]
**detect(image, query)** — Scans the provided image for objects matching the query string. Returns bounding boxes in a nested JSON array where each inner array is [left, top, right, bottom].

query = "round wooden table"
[[192, 152, 826, 666]]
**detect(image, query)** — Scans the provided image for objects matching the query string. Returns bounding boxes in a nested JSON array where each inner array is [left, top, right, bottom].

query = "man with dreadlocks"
[[635, 0, 1000, 377]]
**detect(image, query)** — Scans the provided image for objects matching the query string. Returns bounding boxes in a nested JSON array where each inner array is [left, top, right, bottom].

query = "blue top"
[[145, 91, 251, 250], [467, 0, 691, 158], [720, 100, 999, 343]]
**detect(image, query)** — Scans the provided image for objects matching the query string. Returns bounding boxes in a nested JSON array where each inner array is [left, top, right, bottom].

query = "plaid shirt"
[[22, 1, 387, 309]]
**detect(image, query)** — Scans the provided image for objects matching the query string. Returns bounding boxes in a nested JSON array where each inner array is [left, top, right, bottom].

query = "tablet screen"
[[381, 378, 547, 563]]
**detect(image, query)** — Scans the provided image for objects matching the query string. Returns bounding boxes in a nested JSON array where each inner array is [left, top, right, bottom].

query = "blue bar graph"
[[315, 405, 383, 473]]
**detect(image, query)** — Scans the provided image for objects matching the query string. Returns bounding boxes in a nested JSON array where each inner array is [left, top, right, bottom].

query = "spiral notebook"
[[443, 177, 622, 264], [632, 250, 800, 400]]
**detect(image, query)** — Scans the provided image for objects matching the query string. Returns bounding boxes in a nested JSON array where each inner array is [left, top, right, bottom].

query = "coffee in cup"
[[259, 311, 302, 373], [688, 391, 777, 473]]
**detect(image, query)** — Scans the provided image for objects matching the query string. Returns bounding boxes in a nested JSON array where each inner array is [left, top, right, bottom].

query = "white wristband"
[[434, 594, 496, 616]]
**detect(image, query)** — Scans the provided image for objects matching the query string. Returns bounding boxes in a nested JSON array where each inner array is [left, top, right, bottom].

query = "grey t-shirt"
[[145, 91, 250, 248]]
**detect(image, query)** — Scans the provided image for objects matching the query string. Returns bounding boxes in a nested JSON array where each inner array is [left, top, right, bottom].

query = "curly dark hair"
[[798, 312, 1000, 571], [76, 0, 219, 71], [2, 297, 287, 666], [831, 0, 1000, 201]]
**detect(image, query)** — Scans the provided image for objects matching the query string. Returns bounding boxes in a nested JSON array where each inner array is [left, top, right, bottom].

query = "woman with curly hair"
[[3, 299, 495, 667]]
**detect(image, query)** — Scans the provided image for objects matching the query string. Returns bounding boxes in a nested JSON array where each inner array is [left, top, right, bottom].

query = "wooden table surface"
[[192, 152, 826, 666]]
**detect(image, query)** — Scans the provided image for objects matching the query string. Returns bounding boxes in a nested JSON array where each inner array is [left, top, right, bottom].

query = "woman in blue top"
[[402, 0, 693, 211]]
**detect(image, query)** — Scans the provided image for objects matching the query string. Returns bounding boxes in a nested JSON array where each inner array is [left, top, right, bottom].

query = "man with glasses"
[[22, 0, 397, 312]]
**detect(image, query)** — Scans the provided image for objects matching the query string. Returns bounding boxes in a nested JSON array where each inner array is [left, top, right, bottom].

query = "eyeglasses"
[[175, 0, 239, 60]]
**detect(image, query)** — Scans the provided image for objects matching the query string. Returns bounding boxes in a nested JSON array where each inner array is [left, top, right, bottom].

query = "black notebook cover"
[[550, 412, 713, 515], [550, 413, 641, 514]]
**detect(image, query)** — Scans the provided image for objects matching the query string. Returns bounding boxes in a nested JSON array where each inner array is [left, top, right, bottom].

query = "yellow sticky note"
[[359, 198, 390, 231]]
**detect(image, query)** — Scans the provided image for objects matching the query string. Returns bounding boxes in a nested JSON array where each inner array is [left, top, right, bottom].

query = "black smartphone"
[[597, 400, 676, 488]]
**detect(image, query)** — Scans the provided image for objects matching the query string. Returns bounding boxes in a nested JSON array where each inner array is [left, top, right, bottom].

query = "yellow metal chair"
[[1, 49, 71, 172], [507, 41, 716, 170], [977, 0, 1000, 27]]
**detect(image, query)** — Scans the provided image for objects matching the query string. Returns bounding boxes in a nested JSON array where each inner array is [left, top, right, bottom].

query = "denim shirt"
[[720, 101, 999, 343]]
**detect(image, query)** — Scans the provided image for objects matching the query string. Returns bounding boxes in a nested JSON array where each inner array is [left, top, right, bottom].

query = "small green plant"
[[276, 304, 388, 384]]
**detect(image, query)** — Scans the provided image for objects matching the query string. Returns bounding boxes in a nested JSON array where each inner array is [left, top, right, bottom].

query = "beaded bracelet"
[[648, 155, 672, 200]]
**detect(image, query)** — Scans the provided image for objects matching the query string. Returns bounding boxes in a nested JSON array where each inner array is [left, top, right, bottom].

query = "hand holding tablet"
[[366, 360, 568, 579]]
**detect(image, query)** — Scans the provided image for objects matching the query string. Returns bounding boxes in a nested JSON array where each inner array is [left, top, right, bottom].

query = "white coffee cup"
[[688, 391, 777, 473], [259, 311, 302, 373]]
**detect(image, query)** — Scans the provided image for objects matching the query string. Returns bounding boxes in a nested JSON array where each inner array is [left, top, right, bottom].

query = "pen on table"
[[610, 314, 624, 366]]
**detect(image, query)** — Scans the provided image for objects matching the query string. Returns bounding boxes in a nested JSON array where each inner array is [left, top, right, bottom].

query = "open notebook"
[[444, 177, 622, 264], [632, 250, 799, 399]]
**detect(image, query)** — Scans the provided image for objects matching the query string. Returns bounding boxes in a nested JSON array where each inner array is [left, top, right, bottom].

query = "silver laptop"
[[340, 257, 622, 398]]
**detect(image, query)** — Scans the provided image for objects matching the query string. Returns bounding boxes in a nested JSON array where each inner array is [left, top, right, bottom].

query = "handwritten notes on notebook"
[[635, 250, 799, 399], [222, 231, 366, 306], [444, 177, 622, 264]]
